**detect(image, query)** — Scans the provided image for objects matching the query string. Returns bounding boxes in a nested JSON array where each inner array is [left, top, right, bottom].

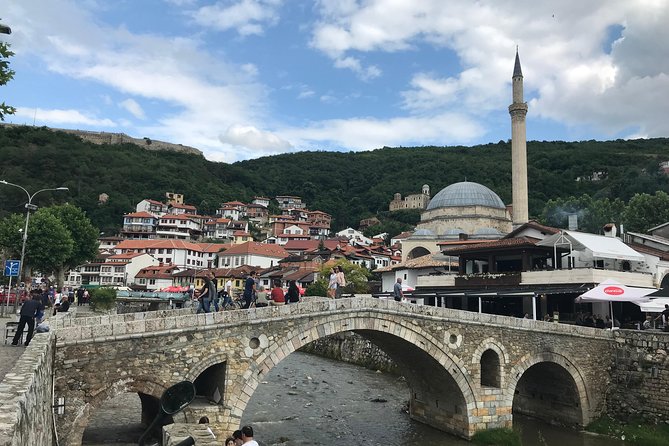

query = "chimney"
[[603, 223, 617, 238]]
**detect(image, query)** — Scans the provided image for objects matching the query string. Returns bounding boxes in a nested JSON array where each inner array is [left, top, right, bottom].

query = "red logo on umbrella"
[[603, 286, 624, 296]]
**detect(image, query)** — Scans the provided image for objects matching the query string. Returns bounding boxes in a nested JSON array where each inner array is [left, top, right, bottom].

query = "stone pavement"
[[0, 314, 27, 382]]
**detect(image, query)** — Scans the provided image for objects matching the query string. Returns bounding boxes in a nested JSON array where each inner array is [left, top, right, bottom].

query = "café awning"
[[575, 279, 654, 303], [637, 298, 669, 313], [537, 230, 645, 261]]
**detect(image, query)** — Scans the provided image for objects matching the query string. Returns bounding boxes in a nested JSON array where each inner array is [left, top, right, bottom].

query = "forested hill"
[[1, 125, 669, 234]]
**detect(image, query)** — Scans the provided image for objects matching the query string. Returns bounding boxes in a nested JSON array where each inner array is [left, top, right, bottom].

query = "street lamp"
[[0, 180, 68, 310]]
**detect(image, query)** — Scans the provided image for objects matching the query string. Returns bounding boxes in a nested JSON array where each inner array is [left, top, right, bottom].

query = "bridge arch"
[[67, 378, 168, 446], [505, 351, 591, 427], [217, 313, 479, 438]]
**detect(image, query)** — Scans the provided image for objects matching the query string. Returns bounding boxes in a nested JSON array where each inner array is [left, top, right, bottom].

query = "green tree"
[[540, 195, 626, 233], [624, 191, 669, 233], [0, 210, 73, 278], [45, 204, 99, 275], [0, 41, 16, 120], [309, 260, 371, 295]]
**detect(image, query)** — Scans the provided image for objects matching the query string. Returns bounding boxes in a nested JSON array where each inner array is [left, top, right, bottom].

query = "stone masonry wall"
[[0, 332, 55, 446], [608, 330, 669, 424], [299, 331, 398, 374]]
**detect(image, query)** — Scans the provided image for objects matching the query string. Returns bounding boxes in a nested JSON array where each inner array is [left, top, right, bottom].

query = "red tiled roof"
[[284, 240, 342, 251], [135, 264, 180, 279], [504, 220, 561, 239], [223, 201, 246, 206], [116, 239, 204, 251], [627, 242, 669, 261], [145, 199, 165, 205], [195, 243, 231, 253], [108, 252, 146, 259], [125, 211, 156, 218], [159, 214, 195, 221], [441, 237, 541, 254], [171, 203, 197, 210], [220, 241, 290, 258]]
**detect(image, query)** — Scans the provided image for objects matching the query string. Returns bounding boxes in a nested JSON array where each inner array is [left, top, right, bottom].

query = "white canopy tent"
[[537, 230, 645, 265], [576, 279, 655, 326], [637, 298, 669, 313]]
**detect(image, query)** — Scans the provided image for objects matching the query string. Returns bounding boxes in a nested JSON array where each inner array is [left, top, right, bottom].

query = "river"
[[83, 352, 624, 446]]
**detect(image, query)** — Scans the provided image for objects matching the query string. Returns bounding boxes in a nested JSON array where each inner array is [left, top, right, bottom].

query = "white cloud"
[[312, 0, 669, 138], [14, 107, 116, 127], [281, 113, 483, 152], [191, 0, 283, 36], [219, 124, 292, 152], [119, 98, 145, 119]]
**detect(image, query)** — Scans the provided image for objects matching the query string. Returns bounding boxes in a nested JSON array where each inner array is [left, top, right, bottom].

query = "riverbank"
[[586, 415, 669, 446]]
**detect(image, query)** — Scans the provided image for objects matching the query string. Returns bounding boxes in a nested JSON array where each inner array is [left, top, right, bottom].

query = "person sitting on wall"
[[53, 296, 70, 316], [270, 280, 285, 306]]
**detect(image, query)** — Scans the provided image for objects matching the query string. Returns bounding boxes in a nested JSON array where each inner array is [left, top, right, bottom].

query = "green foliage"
[[540, 195, 626, 233], [624, 191, 669, 232], [306, 280, 328, 297], [3, 127, 669, 235], [471, 428, 521, 446], [0, 41, 16, 120], [44, 204, 99, 269], [89, 287, 117, 312], [586, 415, 669, 446], [313, 260, 371, 294]]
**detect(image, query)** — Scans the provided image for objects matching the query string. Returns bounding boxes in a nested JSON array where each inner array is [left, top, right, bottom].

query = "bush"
[[587, 415, 669, 446], [89, 287, 117, 312], [306, 280, 327, 297], [472, 428, 521, 446]]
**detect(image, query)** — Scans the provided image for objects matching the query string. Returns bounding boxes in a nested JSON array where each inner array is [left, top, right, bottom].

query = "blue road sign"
[[4, 260, 20, 277]]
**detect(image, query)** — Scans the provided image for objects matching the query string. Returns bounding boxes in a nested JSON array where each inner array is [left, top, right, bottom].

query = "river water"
[[84, 352, 624, 446]]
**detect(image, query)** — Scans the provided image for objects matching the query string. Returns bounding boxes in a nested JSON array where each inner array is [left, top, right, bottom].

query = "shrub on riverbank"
[[471, 428, 521, 446], [587, 415, 669, 446], [89, 287, 116, 312]]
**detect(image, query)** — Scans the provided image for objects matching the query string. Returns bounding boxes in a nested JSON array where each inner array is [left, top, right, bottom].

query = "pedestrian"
[[255, 286, 269, 307], [53, 295, 70, 316], [286, 280, 300, 304], [242, 271, 257, 309], [197, 271, 217, 313], [654, 304, 669, 330], [327, 267, 337, 299], [222, 278, 233, 306], [270, 280, 285, 306], [76, 287, 85, 306], [198, 416, 216, 439], [232, 429, 243, 446], [335, 266, 346, 299], [240, 425, 259, 446], [83, 289, 90, 304], [393, 277, 404, 302], [225, 437, 236, 446], [12, 293, 44, 347]]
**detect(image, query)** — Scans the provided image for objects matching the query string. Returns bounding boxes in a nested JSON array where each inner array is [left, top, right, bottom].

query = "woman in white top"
[[327, 268, 337, 299]]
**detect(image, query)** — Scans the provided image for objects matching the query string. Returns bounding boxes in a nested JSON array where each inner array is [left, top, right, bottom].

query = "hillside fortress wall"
[[1, 124, 203, 156]]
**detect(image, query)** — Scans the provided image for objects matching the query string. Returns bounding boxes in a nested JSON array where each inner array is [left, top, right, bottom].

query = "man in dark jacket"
[[12, 293, 44, 347]]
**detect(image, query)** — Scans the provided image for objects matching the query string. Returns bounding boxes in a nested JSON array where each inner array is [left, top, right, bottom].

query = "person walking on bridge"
[[393, 277, 404, 302], [12, 293, 43, 347], [197, 271, 217, 313]]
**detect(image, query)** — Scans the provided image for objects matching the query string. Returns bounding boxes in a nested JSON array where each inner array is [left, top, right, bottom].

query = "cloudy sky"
[[2, 0, 668, 162]]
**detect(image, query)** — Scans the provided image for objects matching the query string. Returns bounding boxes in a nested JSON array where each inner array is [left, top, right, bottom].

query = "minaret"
[[509, 49, 529, 225]]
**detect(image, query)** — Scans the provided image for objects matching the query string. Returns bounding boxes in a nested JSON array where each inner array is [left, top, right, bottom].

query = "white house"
[[136, 199, 168, 216], [217, 241, 290, 268], [337, 227, 373, 246], [156, 214, 201, 239]]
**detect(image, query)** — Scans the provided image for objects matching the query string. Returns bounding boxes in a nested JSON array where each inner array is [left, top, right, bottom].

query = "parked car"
[[0, 290, 29, 305]]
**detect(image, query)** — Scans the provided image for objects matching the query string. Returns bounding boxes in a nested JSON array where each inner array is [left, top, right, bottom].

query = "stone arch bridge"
[[52, 297, 616, 445]]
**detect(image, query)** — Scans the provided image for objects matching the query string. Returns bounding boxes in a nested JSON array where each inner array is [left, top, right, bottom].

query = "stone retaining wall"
[[608, 330, 669, 423], [0, 332, 55, 446], [300, 332, 398, 373]]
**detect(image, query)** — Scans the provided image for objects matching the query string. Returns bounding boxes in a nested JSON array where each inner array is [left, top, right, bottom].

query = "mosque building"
[[401, 50, 528, 262]]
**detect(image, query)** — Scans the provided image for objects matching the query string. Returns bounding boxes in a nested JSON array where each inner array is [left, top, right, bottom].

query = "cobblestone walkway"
[[0, 316, 27, 381]]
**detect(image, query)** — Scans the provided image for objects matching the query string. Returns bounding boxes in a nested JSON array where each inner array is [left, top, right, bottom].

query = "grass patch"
[[472, 428, 522, 446], [586, 415, 669, 446]]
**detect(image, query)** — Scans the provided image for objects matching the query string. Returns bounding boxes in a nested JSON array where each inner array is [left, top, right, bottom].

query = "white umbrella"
[[576, 279, 655, 326]]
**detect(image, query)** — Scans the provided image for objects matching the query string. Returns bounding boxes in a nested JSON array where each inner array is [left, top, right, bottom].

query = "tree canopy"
[[0, 41, 15, 120]]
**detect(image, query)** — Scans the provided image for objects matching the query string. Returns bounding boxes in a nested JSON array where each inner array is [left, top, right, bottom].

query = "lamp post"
[[0, 180, 68, 311]]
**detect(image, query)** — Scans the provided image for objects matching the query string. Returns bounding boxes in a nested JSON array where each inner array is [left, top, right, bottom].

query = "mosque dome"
[[426, 182, 505, 210], [412, 228, 435, 237], [443, 228, 466, 237], [474, 227, 502, 236]]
